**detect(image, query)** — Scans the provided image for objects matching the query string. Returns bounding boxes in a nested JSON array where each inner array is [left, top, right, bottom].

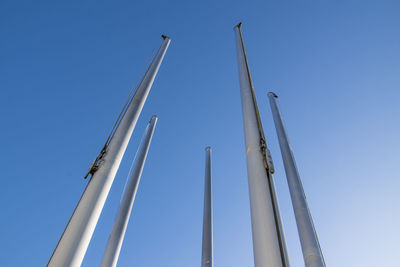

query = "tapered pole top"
[[268, 92, 278, 98], [161, 34, 171, 40], [234, 22, 242, 29], [205, 146, 212, 152]]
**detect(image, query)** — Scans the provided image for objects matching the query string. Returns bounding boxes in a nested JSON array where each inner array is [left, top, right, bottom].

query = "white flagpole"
[[48, 36, 170, 267], [234, 23, 288, 267], [101, 116, 158, 267], [268, 92, 325, 267]]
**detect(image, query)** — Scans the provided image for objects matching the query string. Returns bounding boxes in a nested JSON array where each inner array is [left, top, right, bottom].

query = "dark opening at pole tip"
[[235, 22, 242, 29], [161, 34, 170, 40], [268, 92, 278, 98], [205, 146, 212, 151]]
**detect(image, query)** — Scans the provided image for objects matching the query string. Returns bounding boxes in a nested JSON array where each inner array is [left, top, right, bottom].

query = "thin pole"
[[201, 147, 213, 267], [267, 92, 326, 267], [48, 36, 170, 267], [234, 23, 288, 267], [101, 115, 158, 267]]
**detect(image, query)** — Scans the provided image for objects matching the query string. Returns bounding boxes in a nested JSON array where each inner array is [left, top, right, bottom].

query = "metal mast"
[[267, 92, 326, 267], [101, 115, 158, 267], [201, 147, 213, 267], [48, 36, 170, 267], [234, 23, 289, 267]]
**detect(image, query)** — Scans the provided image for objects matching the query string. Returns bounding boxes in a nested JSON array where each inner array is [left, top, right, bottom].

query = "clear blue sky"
[[1, 0, 399, 266]]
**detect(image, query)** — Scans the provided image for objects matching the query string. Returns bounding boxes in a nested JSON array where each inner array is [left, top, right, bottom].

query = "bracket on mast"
[[84, 145, 107, 179], [260, 138, 275, 174]]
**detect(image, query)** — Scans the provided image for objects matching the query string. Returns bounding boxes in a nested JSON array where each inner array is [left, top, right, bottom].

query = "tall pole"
[[201, 147, 213, 267], [234, 23, 288, 267], [267, 92, 326, 267], [101, 115, 158, 267], [48, 36, 170, 267]]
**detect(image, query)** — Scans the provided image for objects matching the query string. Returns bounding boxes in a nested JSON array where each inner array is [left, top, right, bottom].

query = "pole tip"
[[268, 92, 278, 98], [234, 22, 242, 29], [205, 146, 212, 152], [161, 34, 170, 40], [150, 115, 158, 121]]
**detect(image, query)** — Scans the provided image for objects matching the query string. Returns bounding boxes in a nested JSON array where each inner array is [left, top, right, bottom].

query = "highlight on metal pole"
[[233, 22, 289, 267], [101, 115, 158, 267], [201, 147, 213, 267], [48, 35, 170, 267], [267, 92, 326, 267]]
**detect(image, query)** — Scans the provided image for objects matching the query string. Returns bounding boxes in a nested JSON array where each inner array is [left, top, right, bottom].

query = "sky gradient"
[[1, 0, 399, 266]]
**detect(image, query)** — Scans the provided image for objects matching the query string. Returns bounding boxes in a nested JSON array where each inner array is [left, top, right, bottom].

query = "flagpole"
[[101, 115, 158, 267], [201, 147, 213, 267], [267, 92, 325, 267], [234, 23, 288, 267], [48, 36, 170, 267]]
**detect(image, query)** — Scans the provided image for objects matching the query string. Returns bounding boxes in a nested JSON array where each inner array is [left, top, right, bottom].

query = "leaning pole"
[[234, 23, 289, 267], [201, 147, 213, 267], [267, 92, 326, 267], [48, 36, 170, 267], [101, 116, 158, 267]]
